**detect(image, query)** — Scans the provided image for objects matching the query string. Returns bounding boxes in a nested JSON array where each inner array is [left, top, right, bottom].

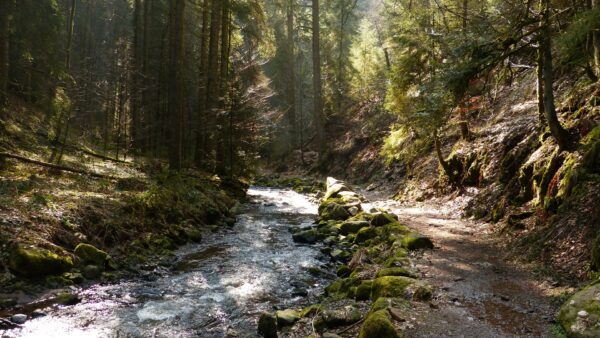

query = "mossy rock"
[[559, 281, 600, 337], [411, 283, 433, 301], [358, 310, 400, 338], [321, 305, 362, 327], [355, 280, 373, 301], [319, 202, 351, 221], [257, 312, 278, 338], [300, 304, 323, 317], [355, 227, 378, 243], [292, 229, 318, 244], [276, 309, 300, 327], [55, 292, 80, 306], [74, 243, 108, 266], [185, 229, 203, 243], [371, 213, 398, 227], [337, 265, 351, 277], [376, 267, 416, 279], [371, 276, 417, 300], [339, 221, 370, 235], [9, 245, 73, 277], [591, 235, 600, 272], [401, 234, 433, 250]]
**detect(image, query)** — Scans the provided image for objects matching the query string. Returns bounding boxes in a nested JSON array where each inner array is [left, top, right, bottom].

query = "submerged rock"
[[559, 282, 600, 337], [74, 243, 108, 266], [8, 245, 73, 277], [10, 314, 27, 324], [258, 312, 278, 338]]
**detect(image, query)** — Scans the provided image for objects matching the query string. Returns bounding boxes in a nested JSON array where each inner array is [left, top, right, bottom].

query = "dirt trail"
[[363, 194, 560, 338]]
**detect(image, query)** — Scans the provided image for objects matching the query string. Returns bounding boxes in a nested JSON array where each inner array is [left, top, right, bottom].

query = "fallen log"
[[0, 152, 114, 179]]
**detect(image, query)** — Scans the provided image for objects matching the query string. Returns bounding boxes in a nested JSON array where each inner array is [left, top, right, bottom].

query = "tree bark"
[[65, 0, 76, 71], [205, 0, 222, 170], [540, 0, 571, 150], [286, 0, 297, 148], [593, 0, 600, 77], [0, 0, 12, 105], [195, 0, 210, 167], [131, 0, 143, 154], [215, 0, 230, 175], [168, 0, 185, 170], [312, 0, 325, 154]]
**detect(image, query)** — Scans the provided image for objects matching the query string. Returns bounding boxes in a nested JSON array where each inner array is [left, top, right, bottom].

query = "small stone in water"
[[578, 310, 589, 318], [31, 310, 47, 318], [10, 314, 27, 324]]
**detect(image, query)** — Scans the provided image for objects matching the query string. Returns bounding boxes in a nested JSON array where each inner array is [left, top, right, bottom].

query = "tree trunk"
[[142, 0, 152, 153], [65, 0, 76, 71], [205, 0, 222, 170], [0, 0, 12, 105], [131, 0, 143, 154], [215, 0, 230, 175], [433, 129, 455, 184], [168, 0, 185, 170], [286, 0, 297, 149], [540, 0, 571, 150], [593, 0, 600, 78], [195, 0, 210, 167], [312, 0, 325, 154]]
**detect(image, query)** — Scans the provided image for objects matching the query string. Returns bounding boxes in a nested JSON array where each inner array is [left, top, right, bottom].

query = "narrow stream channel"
[[5, 187, 333, 338]]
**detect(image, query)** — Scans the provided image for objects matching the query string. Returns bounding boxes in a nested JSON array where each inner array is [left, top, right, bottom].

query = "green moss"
[[9, 245, 73, 277], [559, 282, 600, 337], [276, 309, 301, 327], [74, 243, 108, 266], [339, 221, 370, 235], [355, 227, 378, 243], [371, 276, 416, 300], [401, 234, 434, 250], [355, 280, 374, 301], [370, 297, 391, 312], [412, 283, 433, 301], [300, 304, 323, 317], [376, 267, 416, 278], [55, 292, 80, 306], [337, 265, 351, 277], [319, 201, 351, 221], [358, 310, 401, 338], [371, 213, 398, 227]]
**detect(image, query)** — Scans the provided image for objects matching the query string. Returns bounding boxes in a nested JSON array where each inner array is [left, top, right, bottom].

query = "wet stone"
[[10, 314, 27, 324]]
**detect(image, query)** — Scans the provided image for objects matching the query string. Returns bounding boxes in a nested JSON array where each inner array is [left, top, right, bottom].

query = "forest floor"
[[361, 189, 572, 337]]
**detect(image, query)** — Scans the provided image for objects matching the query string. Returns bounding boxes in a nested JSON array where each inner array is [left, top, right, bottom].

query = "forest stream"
[[3, 187, 333, 338]]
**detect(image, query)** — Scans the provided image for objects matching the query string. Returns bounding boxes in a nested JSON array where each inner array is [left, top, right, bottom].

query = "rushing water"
[[5, 187, 332, 338]]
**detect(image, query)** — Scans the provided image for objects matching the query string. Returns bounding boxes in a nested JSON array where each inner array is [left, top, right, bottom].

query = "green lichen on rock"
[[319, 201, 351, 221], [371, 276, 416, 300], [8, 245, 73, 277], [401, 234, 433, 250], [559, 281, 600, 337], [74, 243, 108, 266], [358, 309, 400, 338]]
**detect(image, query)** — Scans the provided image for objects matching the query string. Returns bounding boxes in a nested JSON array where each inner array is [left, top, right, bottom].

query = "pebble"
[[578, 310, 589, 318], [10, 314, 27, 324]]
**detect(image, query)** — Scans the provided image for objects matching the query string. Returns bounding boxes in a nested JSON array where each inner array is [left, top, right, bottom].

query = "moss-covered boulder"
[[401, 234, 434, 250], [339, 221, 370, 235], [276, 309, 300, 327], [336, 265, 351, 277], [319, 202, 351, 221], [355, 280, 374, 301], [371, 213, 398, 227], [292, 229, 318, 244], [74, 243, 108, 266], [258, 312, 278, 338], [559, 282, 600, 337], [320, 305, 362, 327], [358, 310, 400, 338], [371, 276, 416, 300], [355, 227, 378, 243], [376, 267, 416, 278], [8, 245, 73, 277]]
